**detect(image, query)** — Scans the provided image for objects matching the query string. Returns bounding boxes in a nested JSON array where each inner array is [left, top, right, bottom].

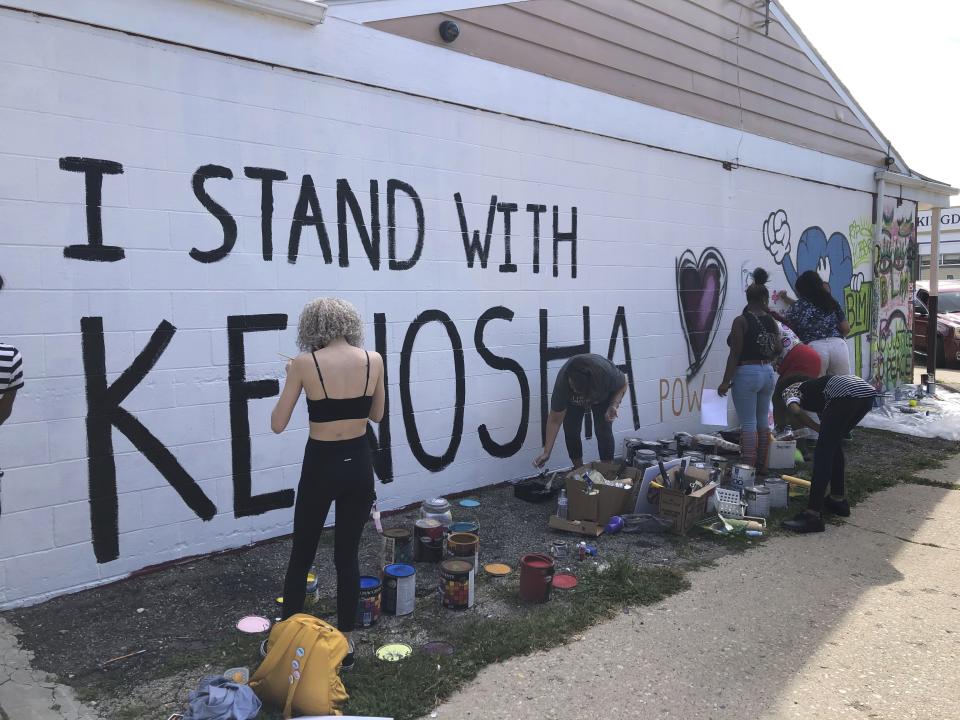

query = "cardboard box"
[[548, 515, 605, 537], [658, 467, 715, 534], [565, 462, 637, 526]]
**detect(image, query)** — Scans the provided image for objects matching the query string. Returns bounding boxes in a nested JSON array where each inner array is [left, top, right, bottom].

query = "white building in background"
[[918, 207, 960, 279], [0, 0, 955, 606]]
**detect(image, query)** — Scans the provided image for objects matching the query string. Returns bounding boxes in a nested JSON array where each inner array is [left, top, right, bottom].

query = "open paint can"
[[382, 563, 416, 616], [730, 463, 756, 490], [519, 553, 555, 604], [356, 575, 382, 628], [439, 559, 474, 610], [444, 532, 479, 569], [449, 520, 480, 537]]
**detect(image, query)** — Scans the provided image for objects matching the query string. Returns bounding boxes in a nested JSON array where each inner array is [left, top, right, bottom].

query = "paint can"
[[519, 553, 555, 604], [550, 540, 568, 559], [682, 450, 705, 463], [744, 485, 771, 518], [449, 520, 480, 537], [764, 477, 789, 509], [444, 532, 479, 569], [638, 440, 661, 455], [633, 449, 657, 474], [730, 463, 756, 490], [419, 497, 453, 531], [414, 518, 444, 562], [439, 559, 474, 610], [382, 528, 413, 566], [624, 438, 645, 465], [382, 563, 416, 616], [304, 569, 319, 608], [356, 575, 382, 628], [708, 455, 728, 483]]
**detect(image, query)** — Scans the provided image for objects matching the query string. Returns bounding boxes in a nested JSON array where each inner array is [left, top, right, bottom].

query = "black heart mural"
[[676, 247, 728, 379]]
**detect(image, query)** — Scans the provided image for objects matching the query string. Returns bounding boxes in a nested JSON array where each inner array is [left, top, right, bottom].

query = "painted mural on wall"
[[871, 198, 918, 391], [676, 248, 728, 379], [761, 210, 873, 376], [0, 9, 884, 606]]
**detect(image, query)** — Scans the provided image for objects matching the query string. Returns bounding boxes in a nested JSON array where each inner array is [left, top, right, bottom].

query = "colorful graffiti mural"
[[871, 198, 918, 391]]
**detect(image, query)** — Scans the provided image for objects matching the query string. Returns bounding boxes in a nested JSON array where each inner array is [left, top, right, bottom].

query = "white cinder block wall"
[[0, 5, 879, 606]]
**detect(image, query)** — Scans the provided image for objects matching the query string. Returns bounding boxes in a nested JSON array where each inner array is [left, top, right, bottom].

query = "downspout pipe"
[[926, 208, 941, 394], [873, 175, 885, 384]]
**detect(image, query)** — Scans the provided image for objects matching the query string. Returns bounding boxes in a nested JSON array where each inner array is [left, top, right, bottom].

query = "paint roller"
[[780, 474, 812, 488]]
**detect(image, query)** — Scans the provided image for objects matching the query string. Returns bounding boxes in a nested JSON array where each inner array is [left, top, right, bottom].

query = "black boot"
[[782, 511, 825, 533], [823, 496, 851, 517]]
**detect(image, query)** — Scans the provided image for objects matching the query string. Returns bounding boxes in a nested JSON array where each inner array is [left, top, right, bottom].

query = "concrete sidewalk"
[[428, 468, 960, 719], [0, 617, 98, 720]]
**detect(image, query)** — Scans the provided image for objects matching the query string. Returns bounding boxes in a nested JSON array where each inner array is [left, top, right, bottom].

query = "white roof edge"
[[326, 0, 521, 23], [770, 2, 915, 177], [215, 0, 328, 24], [875, 171, 959, 208]]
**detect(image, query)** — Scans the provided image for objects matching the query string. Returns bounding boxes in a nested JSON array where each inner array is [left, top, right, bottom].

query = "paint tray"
[[513, 472, 561, 503]]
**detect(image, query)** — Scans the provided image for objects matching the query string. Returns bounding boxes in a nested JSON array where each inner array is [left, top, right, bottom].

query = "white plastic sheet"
[[859, 389, 960, 441], [699, 389, 729, 426]]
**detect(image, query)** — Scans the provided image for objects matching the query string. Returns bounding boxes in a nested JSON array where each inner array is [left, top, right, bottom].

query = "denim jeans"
[[730, 364, 775, 469], [731, 364, 775, 431]]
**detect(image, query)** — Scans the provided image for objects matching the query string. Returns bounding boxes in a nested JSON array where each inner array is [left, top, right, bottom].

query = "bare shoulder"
[[368, 350, 385, 372]]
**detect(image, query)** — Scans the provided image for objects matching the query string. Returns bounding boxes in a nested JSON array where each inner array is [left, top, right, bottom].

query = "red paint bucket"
[[519, 553, 555, 603]]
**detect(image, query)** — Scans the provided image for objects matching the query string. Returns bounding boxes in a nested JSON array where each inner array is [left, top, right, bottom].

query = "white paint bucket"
[[382, 563, 416, 616], [745, 485, 771, 518], [730, 463, 755, 490], [764, 478, 789, 509]]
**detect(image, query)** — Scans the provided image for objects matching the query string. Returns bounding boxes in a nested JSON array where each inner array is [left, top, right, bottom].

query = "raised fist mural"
[[762, 209, 862, 314]]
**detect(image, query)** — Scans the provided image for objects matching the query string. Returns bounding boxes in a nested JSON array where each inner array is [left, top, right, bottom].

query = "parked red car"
[[914, 280, 960, 367]]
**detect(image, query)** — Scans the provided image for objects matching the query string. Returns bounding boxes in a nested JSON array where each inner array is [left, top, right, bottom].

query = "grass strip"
[[340, 561, 687, 720]]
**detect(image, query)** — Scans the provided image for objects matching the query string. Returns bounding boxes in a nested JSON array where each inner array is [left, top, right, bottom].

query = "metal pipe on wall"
[[873, 176, 885, 384], [926, 207, 941, 393]]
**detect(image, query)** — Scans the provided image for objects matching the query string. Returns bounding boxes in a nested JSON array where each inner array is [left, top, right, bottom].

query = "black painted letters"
[[60, 157, 125, 262], [81, 317, 216, 562], [227, 314, 296, 517], [190, 164, 237, 263]]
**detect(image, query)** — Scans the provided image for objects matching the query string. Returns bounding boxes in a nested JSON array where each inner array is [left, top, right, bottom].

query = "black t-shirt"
[[551, 354, 626, 411]]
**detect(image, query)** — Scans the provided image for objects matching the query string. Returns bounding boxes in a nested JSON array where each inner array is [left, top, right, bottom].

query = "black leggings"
[[808, 396, 873, 513], [563, 394, 615, 463], [281, 436, 374, 631]]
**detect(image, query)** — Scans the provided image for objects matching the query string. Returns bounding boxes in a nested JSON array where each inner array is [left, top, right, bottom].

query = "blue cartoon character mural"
[[762, 210, 865, 312]]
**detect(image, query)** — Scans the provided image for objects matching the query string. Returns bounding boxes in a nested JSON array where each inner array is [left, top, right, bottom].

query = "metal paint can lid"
[[384, 563, 415, 578], [376, 643, 413, 662], [359, 575, 382, 590]]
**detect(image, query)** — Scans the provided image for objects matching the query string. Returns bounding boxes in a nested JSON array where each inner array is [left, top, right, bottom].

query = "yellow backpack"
[[249, 613, 349, 718]]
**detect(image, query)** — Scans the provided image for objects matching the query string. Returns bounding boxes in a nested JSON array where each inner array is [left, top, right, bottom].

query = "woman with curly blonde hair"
[[271, 297, 385, 670]]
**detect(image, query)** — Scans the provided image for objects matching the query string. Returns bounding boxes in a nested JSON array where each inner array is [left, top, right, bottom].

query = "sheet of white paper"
[[700, 389, 729, 426]]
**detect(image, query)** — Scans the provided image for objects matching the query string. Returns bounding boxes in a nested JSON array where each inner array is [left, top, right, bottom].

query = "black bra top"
[[306, 351, 374, 423]]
